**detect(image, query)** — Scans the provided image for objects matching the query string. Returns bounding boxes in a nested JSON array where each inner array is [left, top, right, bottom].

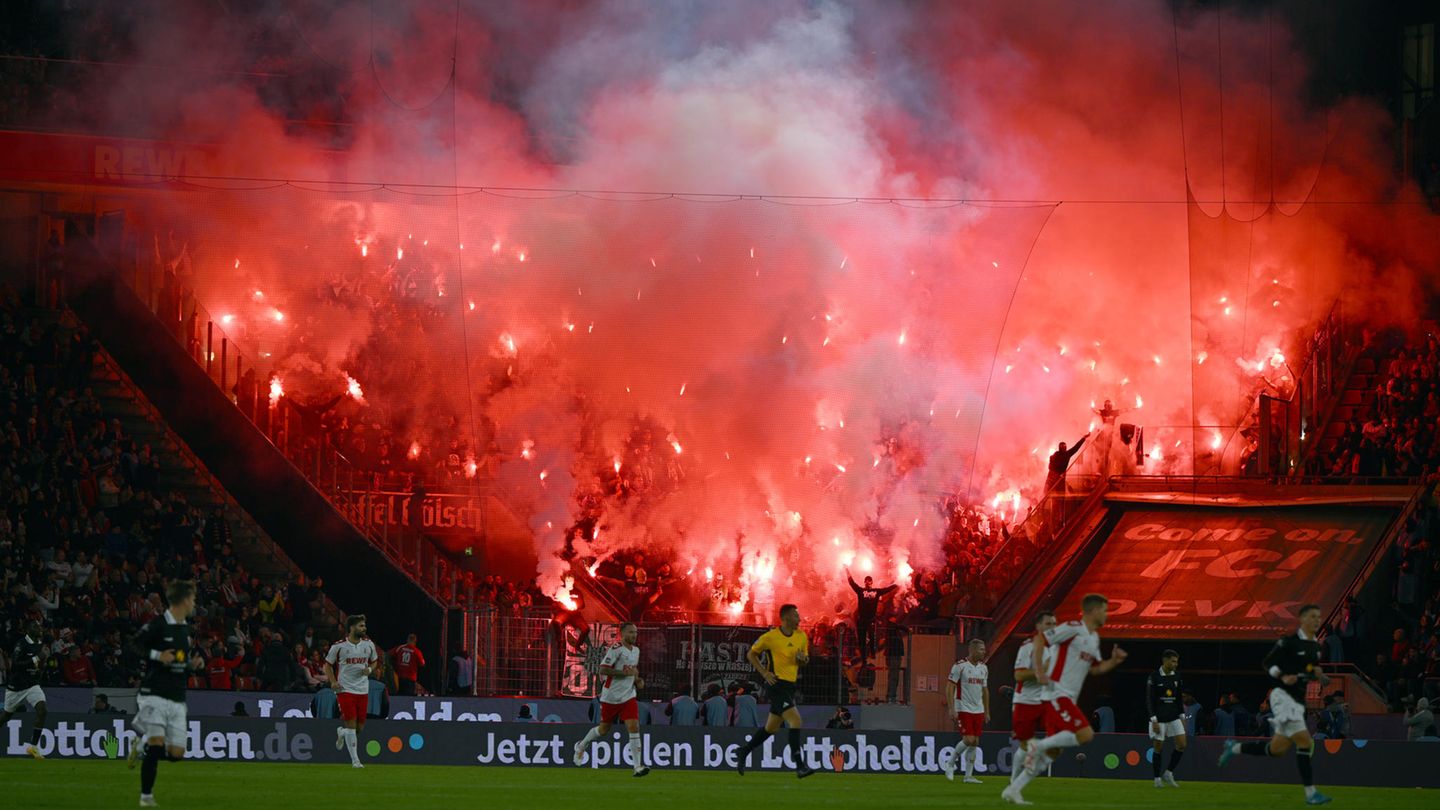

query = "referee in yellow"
[[736, 603, 818, 778]]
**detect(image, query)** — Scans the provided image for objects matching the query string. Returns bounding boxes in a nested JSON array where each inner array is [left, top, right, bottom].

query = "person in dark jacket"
[[1046, 434, 1089, 493]]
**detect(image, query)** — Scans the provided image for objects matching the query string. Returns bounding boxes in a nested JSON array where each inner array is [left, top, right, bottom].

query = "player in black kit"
[[1146, 649, 1185, 787], [1, 619, 50, 759], [1218, 603, 1332, 805], [127, 580, 199, 807]]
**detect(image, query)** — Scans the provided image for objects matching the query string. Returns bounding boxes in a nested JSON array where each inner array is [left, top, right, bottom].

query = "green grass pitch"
[[1, 759, 1434, 808]]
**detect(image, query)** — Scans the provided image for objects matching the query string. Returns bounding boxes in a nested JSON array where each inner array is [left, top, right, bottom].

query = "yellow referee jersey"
[[752, 628, 809, 682]]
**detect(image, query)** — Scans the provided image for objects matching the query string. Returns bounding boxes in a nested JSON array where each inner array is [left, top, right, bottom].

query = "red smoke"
[[75, 1, 1437, 617]]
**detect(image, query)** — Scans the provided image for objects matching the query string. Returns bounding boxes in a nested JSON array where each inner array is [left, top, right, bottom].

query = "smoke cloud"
[[60, 0, 1437, 614]]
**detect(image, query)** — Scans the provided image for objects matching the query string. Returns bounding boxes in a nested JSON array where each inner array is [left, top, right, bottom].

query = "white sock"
[[1305, 786, 1316, 799], [1010, 743, 1027, 783], [1034, 731, 1078, 752], [1012, 761, 1039, 790], [577, 726, 602, 752], [343, 728, 359, 763], [950, 741, 968, 767], [629, 735, 644, 771], [964, 746, 975, 777]]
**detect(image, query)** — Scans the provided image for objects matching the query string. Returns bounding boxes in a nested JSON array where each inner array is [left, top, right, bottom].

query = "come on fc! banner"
[[1058, 505, 1395, 638]]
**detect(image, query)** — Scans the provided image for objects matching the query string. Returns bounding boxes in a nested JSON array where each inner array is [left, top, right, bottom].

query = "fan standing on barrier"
[[736, 603, 817, 779], [1218, 603, 1333, 805], [572, 621, 651, 777], [326, 615, 379, 769]]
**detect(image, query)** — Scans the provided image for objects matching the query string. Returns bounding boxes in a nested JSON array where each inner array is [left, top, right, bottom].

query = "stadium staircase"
[[29, 307, 331, 603], [1313, 351, 1381, 466], [62, 256, 447, 650]]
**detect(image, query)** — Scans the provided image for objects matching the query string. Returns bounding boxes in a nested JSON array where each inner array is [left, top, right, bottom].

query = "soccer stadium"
[[1, 1, 1439, 807]]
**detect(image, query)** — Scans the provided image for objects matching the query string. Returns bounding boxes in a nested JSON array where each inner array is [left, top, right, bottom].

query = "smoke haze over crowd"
[[51, 0, 1438, 613]]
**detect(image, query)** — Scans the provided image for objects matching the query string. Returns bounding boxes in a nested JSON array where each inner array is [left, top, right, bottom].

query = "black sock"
[[1238, 740, 1271, 756], [141, 745, 164, 795], [789, 728, 805, 769], [1152, 748, 1164, 777], [740, 729, 772, 756], [30, 724, 43, 746], [1296, 746, 1314, 787], [1168, 748, 1184, 773]]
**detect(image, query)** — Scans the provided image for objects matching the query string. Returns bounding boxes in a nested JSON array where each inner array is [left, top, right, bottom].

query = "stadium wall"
[[29, 688, 846, 727], [6, 716, 1437, 787]]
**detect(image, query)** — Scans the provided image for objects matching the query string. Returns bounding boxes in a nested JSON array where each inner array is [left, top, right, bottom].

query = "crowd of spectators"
[[0, 285, 372, 696], [1317, 334, 1440, 477], [1310, 331, 1440, 716]]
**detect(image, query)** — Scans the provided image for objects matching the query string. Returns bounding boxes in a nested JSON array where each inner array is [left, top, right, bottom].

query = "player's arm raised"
[[1090, 644, 1128, 675]]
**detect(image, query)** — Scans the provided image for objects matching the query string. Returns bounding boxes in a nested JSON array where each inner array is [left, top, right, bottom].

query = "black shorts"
[[768, 680, 798, 715]]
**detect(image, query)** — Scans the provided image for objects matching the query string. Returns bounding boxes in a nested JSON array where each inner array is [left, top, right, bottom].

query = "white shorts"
[[135, 694, 188, 745], [1149, 718, 1187, 741], [3, 685, 46, 713], [1268, 688, 1308, 739]]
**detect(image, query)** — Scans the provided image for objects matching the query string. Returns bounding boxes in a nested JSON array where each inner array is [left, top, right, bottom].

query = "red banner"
[[0, 130, 221, 185], [1056, 505, 1396, 639]]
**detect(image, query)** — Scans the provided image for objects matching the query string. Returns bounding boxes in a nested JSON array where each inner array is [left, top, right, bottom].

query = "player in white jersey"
[[573, 622, 650, 776], [943, 638, 990, 784], [1009, 611, 1057, 785], [325, 614, 378, 768], [1003, 594, 1126, 805]]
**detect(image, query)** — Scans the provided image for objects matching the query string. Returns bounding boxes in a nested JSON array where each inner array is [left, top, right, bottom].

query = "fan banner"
[[1056, 505, 1396, 639]]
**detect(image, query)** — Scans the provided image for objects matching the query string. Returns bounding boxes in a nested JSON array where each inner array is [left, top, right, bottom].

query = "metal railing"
[[1251, 300, 1358, 476], [459, 608, 916, 705], [1108, 474, 1422, 491], [89, 235, 460, 605], [964, 442, 1105, 617]]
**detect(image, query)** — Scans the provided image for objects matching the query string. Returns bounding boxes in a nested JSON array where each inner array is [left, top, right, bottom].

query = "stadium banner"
[[0, 130, 218, 185], [0, 129, 345, 186], [692, 625, 768, 696], [560, 623, 695, 701], [31, 688, 840, 726], [4, 716, 1436, 787], [337, 489, 486, 535], [1057, 505, 1396, 639]]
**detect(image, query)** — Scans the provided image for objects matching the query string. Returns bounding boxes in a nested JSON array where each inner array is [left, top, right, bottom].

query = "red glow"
[[92, 1, 1440, 621]]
